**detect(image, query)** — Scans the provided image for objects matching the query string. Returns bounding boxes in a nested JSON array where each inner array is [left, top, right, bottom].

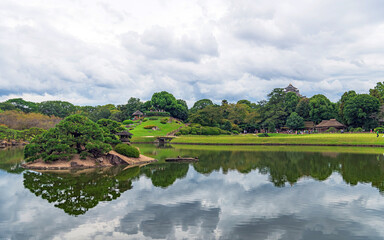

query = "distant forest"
[[1, 82, 384, 133]]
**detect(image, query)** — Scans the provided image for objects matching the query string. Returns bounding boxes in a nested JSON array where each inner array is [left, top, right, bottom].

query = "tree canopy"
[[24, 115, 112, 162]]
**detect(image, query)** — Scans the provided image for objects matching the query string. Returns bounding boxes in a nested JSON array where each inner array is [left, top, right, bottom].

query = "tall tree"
[[286, 112, 304, 130], [118, 97, 144, 120], [338, 91, 357, 124], [309, 94, 336, 124], [39, 101, 76, 118], [190, 99, 213, 113], [284, 92, 300, 115], [295, 98, 310, 120], [343, 94, 380, 129], [5, 98, 39, 113]]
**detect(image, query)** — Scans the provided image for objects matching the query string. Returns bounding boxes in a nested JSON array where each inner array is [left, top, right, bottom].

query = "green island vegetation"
[[23, 115, 125, 162], [2, 82, 384, 162], [115, 143, 140, 158]]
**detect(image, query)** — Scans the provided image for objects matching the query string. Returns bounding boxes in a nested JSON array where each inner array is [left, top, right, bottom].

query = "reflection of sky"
[[1, 168, 384, 239]]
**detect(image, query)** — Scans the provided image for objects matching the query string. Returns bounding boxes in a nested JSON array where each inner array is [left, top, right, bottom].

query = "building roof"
[[315, 119, 345, 128], [116, 131, 133, 136], [304, 121, 315, 128], [285, 84, 298, 91], [132, 110, 143, 116]]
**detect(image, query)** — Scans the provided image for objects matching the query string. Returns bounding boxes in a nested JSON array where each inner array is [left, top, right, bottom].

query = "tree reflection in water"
[[21, 146, 384, 216], [23, 167, 140, 216]]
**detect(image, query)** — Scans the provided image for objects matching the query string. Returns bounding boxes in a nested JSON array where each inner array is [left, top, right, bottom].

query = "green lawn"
[[130, 119, 182, 142], [170, 133, 384, 146]]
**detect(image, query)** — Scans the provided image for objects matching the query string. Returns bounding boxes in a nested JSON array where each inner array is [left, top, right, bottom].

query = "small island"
[[22, 114, 156, 170]]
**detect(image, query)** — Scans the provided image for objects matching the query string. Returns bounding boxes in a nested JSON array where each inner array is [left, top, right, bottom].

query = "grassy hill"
[[130, 118, 182, 142]]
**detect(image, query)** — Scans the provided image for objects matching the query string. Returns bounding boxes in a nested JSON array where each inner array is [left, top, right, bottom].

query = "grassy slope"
[[171, 133, 384, 146], [130, 119, 182, 142]]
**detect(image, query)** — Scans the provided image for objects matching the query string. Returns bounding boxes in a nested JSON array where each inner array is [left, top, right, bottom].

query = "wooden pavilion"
[[116, 131, 133, 142], [132, 110, 144, 120], [315, 119, 346, 132], [304, 121, 315, 131]]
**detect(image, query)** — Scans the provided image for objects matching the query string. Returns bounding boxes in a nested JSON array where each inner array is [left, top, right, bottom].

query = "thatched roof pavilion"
[[132, 110, 143, 116], [116, 131, 133, 142], [315, 119, 345, 131], [304, 121, 315, 130]]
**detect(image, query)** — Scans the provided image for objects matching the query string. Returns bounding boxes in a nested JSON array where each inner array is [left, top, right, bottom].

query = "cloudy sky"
[[1, 0, 384, 106]]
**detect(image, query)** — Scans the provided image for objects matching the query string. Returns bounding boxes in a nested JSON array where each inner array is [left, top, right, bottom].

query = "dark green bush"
[[149, 117, 159, 120], [353, 127, 364, 132], [160, 118, 169, 124], [325, 127, 337, 133], [123, 120, 134, 125], [115, 143, 140, 158], [374, 127, 384, 132], [143, 125, 157, 129], [144, 111, 170, 117], [142, 119, 148, 122], [179, 127, 191, 135], [175, 132, 182, 136], [258, 133, 269, 137]]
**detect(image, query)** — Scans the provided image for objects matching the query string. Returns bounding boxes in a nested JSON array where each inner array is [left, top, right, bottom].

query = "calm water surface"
[[1, 145, 384, 239]]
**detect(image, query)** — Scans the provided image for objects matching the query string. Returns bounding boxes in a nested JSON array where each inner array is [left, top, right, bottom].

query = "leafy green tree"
[[151, 91, 188, 120], [118, 97, 144, 120], [39, 101, 76, 118], [5, 98, 39, 113], [369, 88, 383, 104], [151, 91, 177, 110], [309, 94, 336, 123], [370, 82, 384, 102], [343, 94, 380, 129], [295, 98, 310, 120], [286, 112, 304, 130], [338, 91, 357, 124], [96, 118, 126, 145], [284, 92, 300, 115], [24, 115, 112, 162], [260, 88, 287, 130]]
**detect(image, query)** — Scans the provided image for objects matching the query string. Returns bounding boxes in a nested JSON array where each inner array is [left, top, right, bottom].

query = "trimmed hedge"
[[143, 125, 157, 129], [144, 111, 170, 117], [148, 117, 159, 120], [258, 133, 269, 137], [115, 143, 140, 158], [123, 120, 134, 125], [179, 126, 228, 135]]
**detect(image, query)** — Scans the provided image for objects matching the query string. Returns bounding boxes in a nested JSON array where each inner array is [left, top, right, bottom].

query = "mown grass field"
[[133, 143, 384, 155], [170, 133, 384, 146], [130, 119, 182, 142]]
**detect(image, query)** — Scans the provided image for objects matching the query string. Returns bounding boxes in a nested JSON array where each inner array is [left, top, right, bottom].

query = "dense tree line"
[[1, 82, 384, 133]]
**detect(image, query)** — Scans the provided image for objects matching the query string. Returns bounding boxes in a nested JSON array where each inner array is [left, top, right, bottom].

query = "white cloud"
[[1, 0, 384, 106]]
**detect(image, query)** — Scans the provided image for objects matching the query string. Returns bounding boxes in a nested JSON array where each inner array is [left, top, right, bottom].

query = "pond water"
[[1, 145, 384, 239]]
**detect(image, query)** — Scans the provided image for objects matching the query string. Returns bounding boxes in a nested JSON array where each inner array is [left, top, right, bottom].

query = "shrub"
[[149, 117, 158, 120], [179, 127, 191, 135], [232, 130, 239, 135], [201, 126, 220, 135], [160, 118, 169, 124], [325, 127, 337, 133], [144, 111, 170, 117], [374, 127, 384, 132], [258, 133, 269, 137], [353, 127, 364, 132], [115, 143, 140, 158], [142, 119, 148, 122], [143, 125, 157, 129], [123, 120, 134, 125], [175, 132, 182, 136]]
